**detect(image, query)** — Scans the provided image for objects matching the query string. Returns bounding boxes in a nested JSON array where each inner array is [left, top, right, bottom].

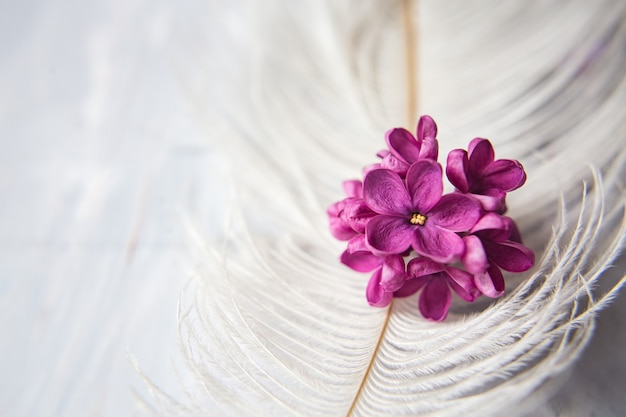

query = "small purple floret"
[[363, 160, 481, 263], [446, 138, 527, 212]]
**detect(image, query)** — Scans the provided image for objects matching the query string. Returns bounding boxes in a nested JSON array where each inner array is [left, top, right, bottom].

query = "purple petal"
[[508, 219, 522, 243], [419, 136, 439, 160], [328, 200, 357, 240], [366, 269, 393, 307], [380, 255, 406, 292], [385, 128, 421, 163], [327, 200, 343, 217], [419, 275, 451, 321], [346, 234, 367, 253], [474, 264, 505, 298], [366, 215, 415, 254], [468, 138, 494, 177], [329, 218, 356, 240], [407, 257, 445, 278], [380, 153, 410, 177], [481, 159, 527, 192], [470, 212, 511, 242], [416, 115, 437, 140], [448, 279, 480, 302], [406, 160, 443, 213], [428, 193, 481, 232], [446, 149, 470, 193], [343, 180, 363, 198], [469, 190, 506, 212], [446, 267, 480, 302], [412, 224, 466, 263], [467, 137, 483, 154], [344, 199, 376, 234], [363, 169, 412, 215], [394, 275, 427, 297], [483, 240, 535, 272], [461, 235, 488, 274], [417, 116, 439, 160], [340, 248, 381, 272]]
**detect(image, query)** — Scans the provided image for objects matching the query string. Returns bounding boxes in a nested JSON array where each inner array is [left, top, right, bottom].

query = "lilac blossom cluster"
[[328, 116, 535, 321]]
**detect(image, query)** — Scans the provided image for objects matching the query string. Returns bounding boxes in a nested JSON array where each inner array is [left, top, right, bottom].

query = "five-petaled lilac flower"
[[327, 180, 376, 240], [376, 115, 439, 177], [397, 257, 480, 321], [446, 138, 526, 212], [462, 213, 535, 297], [363, 160, 482, 263], [340, 235, 406, 307]]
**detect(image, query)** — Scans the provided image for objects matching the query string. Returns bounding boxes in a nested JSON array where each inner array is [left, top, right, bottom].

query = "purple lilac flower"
[[397, 257, 480, 321], [327, 180, 376, 240], [446, 138, 526, 212], [363, 160, 481, 263], [341, 235, 406, 307], [461, 213, 535, 297], [371, 115, 439, 177]]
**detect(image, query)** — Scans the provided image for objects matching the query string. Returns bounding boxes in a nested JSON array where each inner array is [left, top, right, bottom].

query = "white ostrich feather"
[[137, 0, 626, 416]]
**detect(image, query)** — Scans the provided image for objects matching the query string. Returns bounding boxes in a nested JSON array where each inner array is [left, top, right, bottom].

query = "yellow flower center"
[[410, 213, 427, 226]]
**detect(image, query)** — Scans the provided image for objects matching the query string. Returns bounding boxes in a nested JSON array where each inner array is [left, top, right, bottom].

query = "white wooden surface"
[[0, 1, 624, 416], [0, 1, 229, 414]]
